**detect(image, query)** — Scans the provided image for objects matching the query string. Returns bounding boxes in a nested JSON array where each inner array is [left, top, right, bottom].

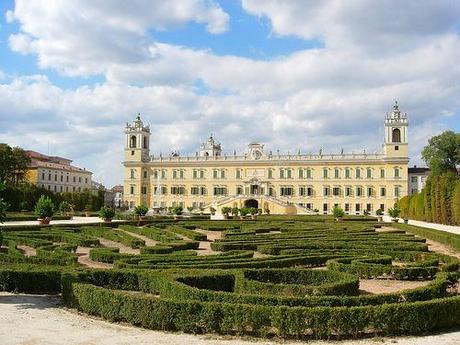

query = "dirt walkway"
[[120, 229, 158, 246], [16, 245, 37, 257], [194, 229, 222, 256], [98, 238, 140, 254], [1, 293, 459, 345], [76, 246, 113, 269], [359, 279, 431, 294]]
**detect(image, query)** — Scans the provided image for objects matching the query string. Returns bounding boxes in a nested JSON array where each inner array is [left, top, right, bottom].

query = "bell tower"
[[124, 113, 150, 162], [383, 101, 408, 158]]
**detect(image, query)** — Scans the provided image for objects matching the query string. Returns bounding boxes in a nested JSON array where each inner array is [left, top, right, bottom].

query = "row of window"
[[129, 185, 401, 197], [131, 167, 402, 180], [38, 184, 83, 192], [40, 172, 89, 184]]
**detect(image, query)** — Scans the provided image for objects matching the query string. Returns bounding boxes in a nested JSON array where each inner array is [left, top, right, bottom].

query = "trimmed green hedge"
[[393, 223, 460, 252]]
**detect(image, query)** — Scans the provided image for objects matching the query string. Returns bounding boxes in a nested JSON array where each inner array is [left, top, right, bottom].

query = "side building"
[[123, 103, 409, 215], [25, 150, 92, 193], [408, 166, 430, 195]]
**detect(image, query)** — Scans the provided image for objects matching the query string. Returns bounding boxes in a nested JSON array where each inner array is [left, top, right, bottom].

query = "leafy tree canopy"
[[421, 131, 460, 176], [0, 143, 31, 185]]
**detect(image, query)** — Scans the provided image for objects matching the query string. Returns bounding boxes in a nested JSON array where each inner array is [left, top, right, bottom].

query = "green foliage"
[[332, 206, 345, 218], [221, 207, 231, 216], [376, 208, 383, 216], [34, 195, 55, 219], [0, 144, 31, 185], [134, 204, 149, 216], [171, 206, 183, 215], [421, 130, 460, 176], [18, 201, 29, 211], [388, 207, 401, 219], [452, 180, 460, 225], [231, 207, 239, 216], [209, 207, 216, 215], [248, 207, 258, 215], [58, 201, 71, 214], [239, 207, 250, 216], [99, 206, 115, 220]]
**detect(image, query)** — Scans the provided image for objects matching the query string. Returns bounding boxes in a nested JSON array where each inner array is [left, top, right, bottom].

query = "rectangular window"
[[345, 187, 352, 197], [268, 169, 273, 179], [161, 170, 166, 179], [380, 203, 385, 211], [141, 186, 147, 194], [333, 187, 340, 196], [180, 170, 184, 179], [323, 187, 330, 196], [41, 172, 45, 180], [298, 168, 303, 179], [345, 203, 350, 212], [73, 176, 76, 182], [355, 203, 361, 212], [345, 168, 350, 178], [200, 170, 204, 179], [380, 169, 385, 178], [130, 186, 134, 195], [366, 203, 372, 212], [280, 169, 285, 179], [306, 169, 312, 179], [221, 170, 225, 179], [334, 168, 339, 179], [395, 186, 400, 197], [307, 187, 313, 196], [280, 187, 294, 196], [143, 171, 147, 179], [299, 186, 306, 196], [380, 187, 386, 197], [193, 170, 197, 179], [367, 187, 373, 197], [356, 186, 363, 197], [394, 168, 400, 178], [60, 175, 63, 182], [286, 169, 291, 179], [323, 168, 328, 178], [173, 170, 177, 179], [236, 186, 243, 195], [323, 203, 328, 212], [79, 177, 81, 183], [236, 170, 241, 179], [49, 174, 51, 181], [213, 187, 227, 196], [191, 187, 199, 195], [367, 168, 372, 178], [411, 176, 417, 183], [213, 170, 218, 179], [356, 168, 361, 178]]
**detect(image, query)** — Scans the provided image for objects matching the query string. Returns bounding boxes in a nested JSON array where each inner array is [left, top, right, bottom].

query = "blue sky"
[[0, 0, 459, 186]]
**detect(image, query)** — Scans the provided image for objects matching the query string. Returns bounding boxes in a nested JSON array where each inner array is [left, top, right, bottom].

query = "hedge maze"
[[0, 218, 459, 339]]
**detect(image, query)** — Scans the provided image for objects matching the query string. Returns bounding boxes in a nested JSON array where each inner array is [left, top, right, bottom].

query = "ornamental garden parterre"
[[0, 216, 459, 340]]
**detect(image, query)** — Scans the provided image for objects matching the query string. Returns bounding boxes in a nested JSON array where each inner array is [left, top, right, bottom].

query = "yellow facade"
[[123, 104, 410, 215]]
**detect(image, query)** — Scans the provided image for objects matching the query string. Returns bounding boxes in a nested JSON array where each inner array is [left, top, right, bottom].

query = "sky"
[[0, 0, 459, 188]]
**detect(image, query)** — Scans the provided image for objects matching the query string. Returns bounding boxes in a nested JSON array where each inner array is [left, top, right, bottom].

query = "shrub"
[[332, 206, 345, 218], [99, 206, 115, 220], [248, 207, 258, 216], [221, 207, 231, 217], [239, 207, 250, 217], [134, 204, 149, 216], [171, 206, 183, 216], [231, 207, 239, 216], [388, 207, 401, 219], [376, 209, 383, 216], [58, 201, 71, 214], [34, 195, 55, 219], [18, 201, 29, 211]]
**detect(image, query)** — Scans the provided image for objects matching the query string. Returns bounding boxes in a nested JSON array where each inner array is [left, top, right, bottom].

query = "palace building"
[[123, 102, 409, 215]]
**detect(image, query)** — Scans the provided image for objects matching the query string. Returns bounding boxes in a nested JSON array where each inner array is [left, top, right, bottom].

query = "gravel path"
[[0, 293, 459, 345]]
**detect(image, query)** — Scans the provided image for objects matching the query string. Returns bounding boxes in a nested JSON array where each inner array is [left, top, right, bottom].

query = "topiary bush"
[[34, 195, 55, 219]]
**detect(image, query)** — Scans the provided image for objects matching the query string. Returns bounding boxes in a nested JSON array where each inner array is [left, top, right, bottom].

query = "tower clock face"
[[251, 150, 262, 160]]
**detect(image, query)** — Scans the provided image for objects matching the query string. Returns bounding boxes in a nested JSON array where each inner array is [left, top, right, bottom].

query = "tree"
[[452, 180, 460, 225], [0, 181, 9, 224], [0, 144, 31, 185], [421, 131, 460, 176]]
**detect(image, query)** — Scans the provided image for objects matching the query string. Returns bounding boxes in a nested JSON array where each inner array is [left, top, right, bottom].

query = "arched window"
[[130, 135, 137, 148], [392, 128, 401, 142], [143, 136, 147, 149]]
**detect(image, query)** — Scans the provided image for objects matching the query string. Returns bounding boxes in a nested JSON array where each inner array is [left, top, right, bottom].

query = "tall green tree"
[[0, 144, 31, 185], [421, 131, 460, 176]]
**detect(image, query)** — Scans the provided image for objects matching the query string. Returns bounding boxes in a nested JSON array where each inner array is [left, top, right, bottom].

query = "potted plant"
[[99, 206, 115, 222], [239, 207, 250, 219], [403, 217, 409, 224], [171, 206, 183, 219], [34, 195, 55, 224], [209, 206, 216, 216], [134, 204, 149, 220], [376, 208, 384, 222], [388, 207, 401, 223], [19, 201, 29, 213], [84, 204, 92, 217], [332, 205, 345, 222], [58, 201, 71, 216], [248, 207, 258, 220], [231, 207, 239, 218], [221, 206, 231, 219], [313, 208, 319, 215]]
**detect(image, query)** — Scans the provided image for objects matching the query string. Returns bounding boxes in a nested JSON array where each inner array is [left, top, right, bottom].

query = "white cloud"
[[1, 1, 459, 187]]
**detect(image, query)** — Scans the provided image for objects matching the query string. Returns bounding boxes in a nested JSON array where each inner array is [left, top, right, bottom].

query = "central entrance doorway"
[[244, 199, 258, 208]]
